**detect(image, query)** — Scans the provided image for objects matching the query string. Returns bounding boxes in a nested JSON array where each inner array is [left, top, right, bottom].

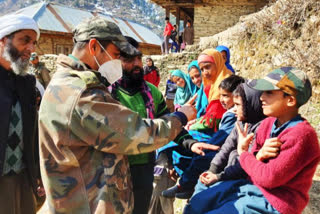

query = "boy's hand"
[[191, 143, 220, 156], [256, 138, 282, 161], [200, 171, 218, 186], [178, 104, 197, 121], [236, 122, 254, 155]]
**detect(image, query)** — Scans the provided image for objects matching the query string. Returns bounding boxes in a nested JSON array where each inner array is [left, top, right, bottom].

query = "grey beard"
[[2, 42, 29, 76]]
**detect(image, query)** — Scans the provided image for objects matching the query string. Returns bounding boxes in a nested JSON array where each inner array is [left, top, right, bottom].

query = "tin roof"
[[11, 2, 161, 45]]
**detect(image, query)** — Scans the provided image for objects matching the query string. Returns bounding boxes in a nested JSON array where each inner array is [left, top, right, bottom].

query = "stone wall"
[[193, 5, 261, 42]]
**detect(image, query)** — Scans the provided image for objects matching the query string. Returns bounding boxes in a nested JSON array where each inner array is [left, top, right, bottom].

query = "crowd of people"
[[0, 13, 319, 214], [161, 17, 194, 55]]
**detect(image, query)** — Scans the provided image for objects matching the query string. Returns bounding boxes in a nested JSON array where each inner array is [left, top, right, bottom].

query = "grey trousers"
[[148, 153, 175, 214], [161, 36, 170, 54]]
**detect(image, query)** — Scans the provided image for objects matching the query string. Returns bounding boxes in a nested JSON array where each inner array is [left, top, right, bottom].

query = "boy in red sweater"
[[184, 67, 320, 214]]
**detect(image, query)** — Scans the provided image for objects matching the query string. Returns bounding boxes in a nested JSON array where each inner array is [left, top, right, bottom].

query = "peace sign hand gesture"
[[236, 122, 254, 155]]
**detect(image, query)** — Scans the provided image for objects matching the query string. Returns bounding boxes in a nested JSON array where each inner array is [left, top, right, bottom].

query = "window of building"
[[56, 45, 73, 55]]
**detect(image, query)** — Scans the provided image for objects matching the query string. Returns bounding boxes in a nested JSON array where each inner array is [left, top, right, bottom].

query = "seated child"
[[184, 67, 320, 214], [193, 81, 265, 196], [165, 72, 177, 112], [187, 60, 208, 118], [171, 69, 197, 110], [216, 45, 235, 73], [188, 49, 232, 135], [161, 75, 244, 199]]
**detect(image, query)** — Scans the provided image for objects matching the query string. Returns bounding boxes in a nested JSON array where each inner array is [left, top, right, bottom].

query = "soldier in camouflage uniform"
[[39, 16, 197, 214], [29, 52, 51, 88]]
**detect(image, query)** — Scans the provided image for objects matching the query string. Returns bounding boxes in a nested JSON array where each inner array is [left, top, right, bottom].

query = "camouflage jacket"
[[39, 54, 185, 214], [29, 62, 51, 88]]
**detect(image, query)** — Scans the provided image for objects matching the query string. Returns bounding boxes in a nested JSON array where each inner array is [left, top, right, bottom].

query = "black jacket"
[[208, 83, 266, 181], [0, 65, 39, 193]]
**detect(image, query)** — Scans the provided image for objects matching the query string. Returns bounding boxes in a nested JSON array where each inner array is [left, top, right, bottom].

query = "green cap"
[[248, 67, 312, 107], [73, 16, 140, 56]]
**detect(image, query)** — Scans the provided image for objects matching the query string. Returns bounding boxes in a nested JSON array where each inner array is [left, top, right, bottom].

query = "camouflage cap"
[[73, 16, 140, 56], [248, 67, 312, 107]]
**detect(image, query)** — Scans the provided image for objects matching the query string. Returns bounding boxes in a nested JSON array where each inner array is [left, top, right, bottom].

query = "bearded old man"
[[0, 14, 41, 213]]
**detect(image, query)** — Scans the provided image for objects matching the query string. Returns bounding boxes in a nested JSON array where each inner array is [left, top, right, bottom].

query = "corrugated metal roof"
[[10, 2, 161, 46], [50, 4, 94, 32]]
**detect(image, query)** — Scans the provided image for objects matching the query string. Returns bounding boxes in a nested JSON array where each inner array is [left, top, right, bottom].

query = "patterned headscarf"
[[198, 49, 232, 102]]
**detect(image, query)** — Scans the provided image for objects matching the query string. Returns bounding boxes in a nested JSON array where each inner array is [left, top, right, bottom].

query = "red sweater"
[[144, 70, 160, 87], [240, 117, 320, 214], [163, 22, 173, 36]]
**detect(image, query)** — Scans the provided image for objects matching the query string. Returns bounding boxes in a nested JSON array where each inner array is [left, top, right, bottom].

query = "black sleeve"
[[156, 92, 197, 149], [217, 163, 247, 181], [208, 127, 238, 173]]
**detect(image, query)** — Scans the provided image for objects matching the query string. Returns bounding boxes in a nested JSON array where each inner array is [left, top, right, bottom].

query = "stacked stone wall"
[[193, 5, 260, 42]]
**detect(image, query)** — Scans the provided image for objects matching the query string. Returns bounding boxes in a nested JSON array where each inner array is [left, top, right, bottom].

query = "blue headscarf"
[[187, 60, 202, 95], [195, 84, 208, 118], [187, 60, 208, 118], [216, 45, 235, 73], [172, 70, 196, 105]]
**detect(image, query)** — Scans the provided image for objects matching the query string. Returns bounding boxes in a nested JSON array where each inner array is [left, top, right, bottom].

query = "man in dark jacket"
[[0, 14, 41, 213], [183, 20, 194, 48]]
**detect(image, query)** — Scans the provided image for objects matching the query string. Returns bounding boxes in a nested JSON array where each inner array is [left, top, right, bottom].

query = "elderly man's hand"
[[178, 104, 197, 121]]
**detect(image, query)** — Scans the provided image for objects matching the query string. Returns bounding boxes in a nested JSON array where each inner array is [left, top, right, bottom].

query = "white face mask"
[[93, 41, 123, 84]]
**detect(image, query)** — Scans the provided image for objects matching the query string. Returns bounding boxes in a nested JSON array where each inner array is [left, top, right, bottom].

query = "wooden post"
[[183, 12, 188, 28], [176, 7, 180, 34], [165, 7, 170, 18]]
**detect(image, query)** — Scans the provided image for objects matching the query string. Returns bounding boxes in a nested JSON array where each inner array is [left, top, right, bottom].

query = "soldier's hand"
[[178, 104, 197, 121]]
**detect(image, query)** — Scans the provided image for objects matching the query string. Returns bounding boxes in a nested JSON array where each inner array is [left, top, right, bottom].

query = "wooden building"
[[11, 2, 162, 56], [150, 0, 269, 42]]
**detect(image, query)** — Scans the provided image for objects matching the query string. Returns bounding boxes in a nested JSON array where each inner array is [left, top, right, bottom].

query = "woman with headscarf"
[[171, 69, 197, 110], [143, 57, 160, 87], [187, 60, 208, 118], [216, 45, 235, 73], [189, 49, 233, 135]]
